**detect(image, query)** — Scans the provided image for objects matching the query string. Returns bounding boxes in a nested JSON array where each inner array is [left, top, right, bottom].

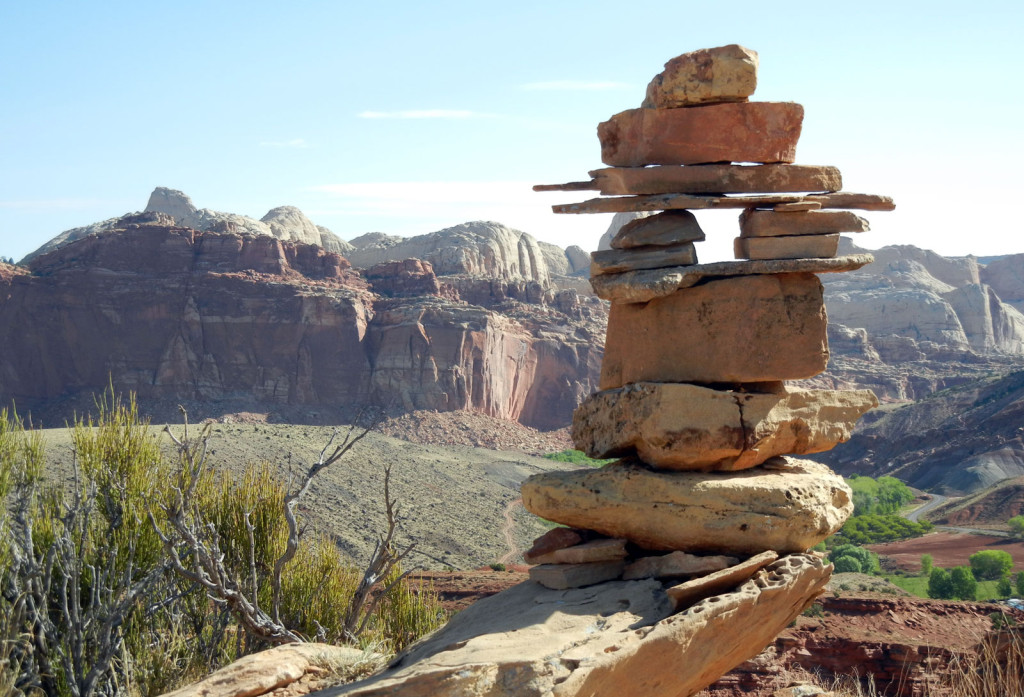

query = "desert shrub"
[[543, 450, 615, 467], [970, 549, 1014, 580], [1010, 515, 1024, 538], [929, 567, 955, 599], [921, 553, 933, 577], [832, 556, 863, 574], [829, 544, 880, 575], [951, 566, 979, 601], [0, 395, 446, 696]]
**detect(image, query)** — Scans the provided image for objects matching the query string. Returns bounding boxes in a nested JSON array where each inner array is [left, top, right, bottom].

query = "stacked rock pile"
[[523, 45, 892, 599]]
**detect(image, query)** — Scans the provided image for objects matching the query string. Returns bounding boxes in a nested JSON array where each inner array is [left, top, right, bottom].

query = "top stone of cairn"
[[642, 44, 759, 108]]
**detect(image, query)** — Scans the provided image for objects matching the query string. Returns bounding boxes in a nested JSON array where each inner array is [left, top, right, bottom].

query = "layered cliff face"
[[1, 220, 603, 430], [799, 238, 1024, 402]]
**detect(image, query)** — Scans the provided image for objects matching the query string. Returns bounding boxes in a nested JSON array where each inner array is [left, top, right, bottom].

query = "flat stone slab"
[[593, 164, 841, 196], [523, 527, 584, 562], [521, 457, 853, 555], [735, 234, 840, 260], [529, 559, 626, 589], [623, 551, 740, 581], [552, 191, 895, 214], [642, 44, 759, 108], [740, 209, 869, 237], [611, 210, 705, 249], [599, 103, 804, 167], [572, 383, 878, 470], [601, 273, 828, 389], [320, 554, 831, 697], [589, 253, 874, 304], [590, 242, 697, 276], [527, 538, 629, 565], [666, 551, 780, 610]]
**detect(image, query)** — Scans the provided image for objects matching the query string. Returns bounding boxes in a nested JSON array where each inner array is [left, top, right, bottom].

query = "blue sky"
[[1, 1, 1021, 263]]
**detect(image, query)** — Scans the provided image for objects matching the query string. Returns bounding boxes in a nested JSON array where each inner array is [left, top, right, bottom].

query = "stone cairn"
[[327, 46, 895, 697], [525, 41, 890, 655]]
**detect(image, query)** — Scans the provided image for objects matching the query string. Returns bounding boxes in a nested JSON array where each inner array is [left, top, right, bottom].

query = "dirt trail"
[[497, 498, 524, 565]]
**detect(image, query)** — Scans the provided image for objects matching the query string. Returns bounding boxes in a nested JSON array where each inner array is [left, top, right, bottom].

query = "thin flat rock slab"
[[739, 209, 869, 237], [521, 457, 852, 555], [590, 164, 841, 196], [773, 201, 822, 211], [642, 44, 759, 108], [600, 273, 828, 389], [665, 551, 779, 610], [572, 383, 878, 471], [528, 538, 629, 565], [590, 242, 696, 276], [623, 551, 740, 581], [523, 527, 584, 562], [598, 103, 804, 167], [529, 560, 626, 590], [589, 253, 874, 303], [165, 643, 383, 697], [552, 191, 893, 214], [611, 210, 705, 249], [734, 234, 840, 260], [317, 554, 831, 697]]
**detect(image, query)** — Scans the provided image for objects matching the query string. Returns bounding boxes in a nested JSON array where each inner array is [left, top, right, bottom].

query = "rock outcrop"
[[1, 220, 603, 429]]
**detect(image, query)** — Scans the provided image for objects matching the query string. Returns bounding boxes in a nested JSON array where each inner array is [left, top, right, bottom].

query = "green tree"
[[951, 566, 979, 600], [921, 553, 933, 577], [969, 550, 1014, 580], [1009, 515, 1024, 539], [928, 568, 954, 599], [998, 576, 1014, 598], [1016, 571, 1024, 597]]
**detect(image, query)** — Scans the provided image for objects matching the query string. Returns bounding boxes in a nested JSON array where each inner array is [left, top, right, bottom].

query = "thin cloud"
[[520, 80, 631, 91], [357, 109, 495, 120], [259, 138, 308, 148]]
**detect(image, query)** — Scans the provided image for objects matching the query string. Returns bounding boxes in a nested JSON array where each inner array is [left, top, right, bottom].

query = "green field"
[[884, 574, 1008, 602]]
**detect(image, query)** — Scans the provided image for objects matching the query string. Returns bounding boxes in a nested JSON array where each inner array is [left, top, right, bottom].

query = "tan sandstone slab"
[[523, 527, 583, 562], [598, 103, 804, 167], [734, 234, 840, 260], [589, 254, 874, 304], [521, 457, 853, 555], [590, 242, 696, 276], [528, 538, 629, 565], [642, 44, 759, 108], [319, 554, 830, 697], [773, 201, 822, 211], [666, 551, 780, 610], [552, 191, 894, 214], [740, 209, 869, 237], [572, 383, 878, 471], [611, 210, 706, 249], [163, 643, 382, 697], [529, 559, 626, 589], [590, 164, 842, 196], [623, 551, 740, 581], [600, 273, 828, 389]]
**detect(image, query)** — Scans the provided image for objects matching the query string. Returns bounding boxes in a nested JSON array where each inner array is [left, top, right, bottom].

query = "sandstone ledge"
[[589, 253, 874, 303], [318, 554, 830, 697]]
